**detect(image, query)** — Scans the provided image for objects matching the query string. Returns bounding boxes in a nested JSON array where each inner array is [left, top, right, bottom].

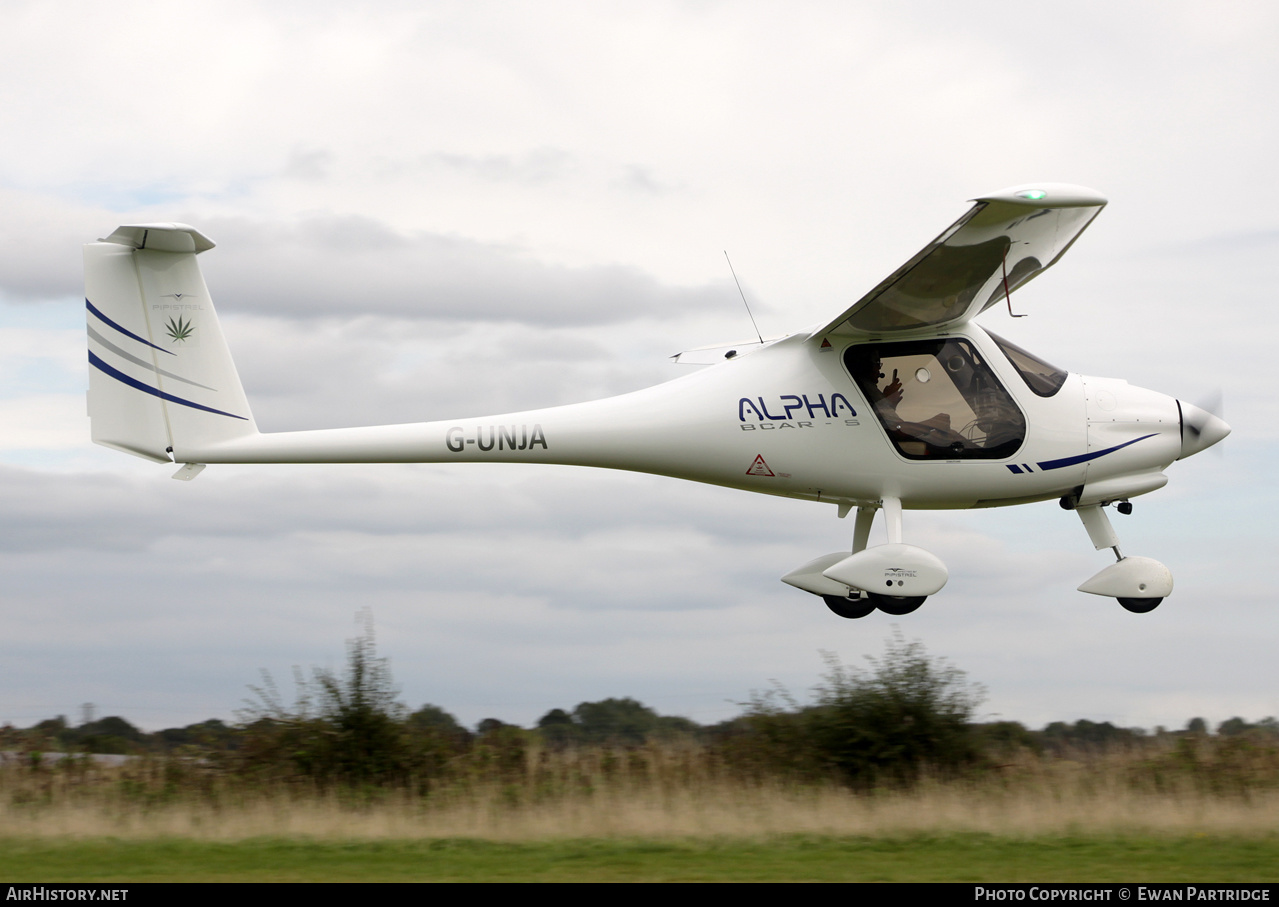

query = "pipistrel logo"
[[165, 314, 194, 344]]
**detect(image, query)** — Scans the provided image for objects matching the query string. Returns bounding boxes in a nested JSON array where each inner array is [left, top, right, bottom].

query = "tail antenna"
[[724, 251, 765, 344]]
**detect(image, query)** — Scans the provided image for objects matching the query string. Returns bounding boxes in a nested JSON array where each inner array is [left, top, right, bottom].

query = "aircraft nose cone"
[[1179, 400, 1231, 458]]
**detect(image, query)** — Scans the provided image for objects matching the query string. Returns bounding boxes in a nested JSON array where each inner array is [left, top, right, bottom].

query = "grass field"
[[4, 784, 1278, 881], [3, 833, 1278, 882], [4, 738, 1279, 881]]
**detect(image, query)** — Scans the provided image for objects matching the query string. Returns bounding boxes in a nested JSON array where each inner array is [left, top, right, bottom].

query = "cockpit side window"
[[845, 339, 1026, 460], [987, 330, 1068, 397]]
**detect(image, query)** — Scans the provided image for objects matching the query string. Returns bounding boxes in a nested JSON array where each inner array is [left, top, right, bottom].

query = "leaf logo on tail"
[[165, 314, 194, 344]]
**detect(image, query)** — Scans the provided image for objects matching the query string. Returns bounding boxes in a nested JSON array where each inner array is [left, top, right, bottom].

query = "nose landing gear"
[[1069, 500, 1172, 613]]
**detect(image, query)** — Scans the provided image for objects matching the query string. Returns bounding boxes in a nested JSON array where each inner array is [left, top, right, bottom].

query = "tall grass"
[[4, 735, 1278, 842]]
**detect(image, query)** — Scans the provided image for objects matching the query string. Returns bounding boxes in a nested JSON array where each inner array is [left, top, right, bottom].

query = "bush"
[[237, 610, 422, 787], [718, 629, 986, 787], [806, 632, 985, 786]]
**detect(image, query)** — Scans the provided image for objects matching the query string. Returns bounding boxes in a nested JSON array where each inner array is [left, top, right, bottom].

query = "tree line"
[[4, 621, 1276, 790]]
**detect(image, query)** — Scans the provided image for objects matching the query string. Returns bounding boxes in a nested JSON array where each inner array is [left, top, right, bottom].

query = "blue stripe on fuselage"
[[1037, 434, 1157, 471]]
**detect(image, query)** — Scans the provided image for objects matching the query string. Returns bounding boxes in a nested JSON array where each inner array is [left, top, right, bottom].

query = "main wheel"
[[1118, 597, 1162, 613], [867, 593, 926, 615], [823, 595, 876, 619]]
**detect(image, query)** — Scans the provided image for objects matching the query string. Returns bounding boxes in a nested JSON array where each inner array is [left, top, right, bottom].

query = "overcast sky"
[[1, 1, 1275, 734]]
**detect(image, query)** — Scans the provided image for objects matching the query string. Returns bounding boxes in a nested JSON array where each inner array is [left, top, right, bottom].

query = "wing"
[[813, 183, 1107, 338]]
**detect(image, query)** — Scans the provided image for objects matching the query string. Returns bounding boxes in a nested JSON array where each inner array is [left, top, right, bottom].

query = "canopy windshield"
[[986, 330, 1068, 397], [845, 339, 1026, 460]]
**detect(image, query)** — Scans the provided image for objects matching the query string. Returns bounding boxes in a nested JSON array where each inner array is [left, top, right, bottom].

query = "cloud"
[[282, 147, 335, 182], [414, 148, 579, 186], [1, 0, 1276, 734], [185, 214, 731, 326]]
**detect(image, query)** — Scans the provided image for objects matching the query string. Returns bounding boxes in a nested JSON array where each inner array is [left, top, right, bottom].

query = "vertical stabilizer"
[[85, 224, 257, 463]]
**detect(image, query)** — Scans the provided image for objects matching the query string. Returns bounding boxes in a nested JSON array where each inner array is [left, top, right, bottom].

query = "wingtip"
[[974, 183, 1108, 208]]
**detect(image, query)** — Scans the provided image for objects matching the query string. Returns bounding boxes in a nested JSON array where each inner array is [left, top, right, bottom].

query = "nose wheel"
[[1069, 501, 1173, 613], [1118, 597, 1162, 613]]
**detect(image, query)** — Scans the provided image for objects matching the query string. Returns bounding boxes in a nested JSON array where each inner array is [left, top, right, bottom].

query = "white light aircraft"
[[84, 184, 1229, 618]]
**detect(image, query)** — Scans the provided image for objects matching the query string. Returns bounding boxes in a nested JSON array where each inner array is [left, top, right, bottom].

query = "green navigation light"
[[1018, 189, 1047, 201]]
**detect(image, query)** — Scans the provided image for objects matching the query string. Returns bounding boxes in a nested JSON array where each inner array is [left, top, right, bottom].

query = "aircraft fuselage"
[[186, 324, 1183, 513]]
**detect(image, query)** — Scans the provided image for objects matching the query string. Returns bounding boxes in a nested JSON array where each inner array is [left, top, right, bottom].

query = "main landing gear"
[[784, 498, 949, 619], [1065, 497, 1173, 614], [821, 591, 927, 619], [867, 593, 927, 615], [822, 594, 876, 619]]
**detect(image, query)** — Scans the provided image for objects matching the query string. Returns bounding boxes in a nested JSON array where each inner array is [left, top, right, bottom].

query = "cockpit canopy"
[[845, 337, 1030, 460]]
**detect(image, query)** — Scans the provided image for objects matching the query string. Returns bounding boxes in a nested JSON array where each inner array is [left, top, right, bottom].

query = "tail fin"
[[85, 224, 258, 463]]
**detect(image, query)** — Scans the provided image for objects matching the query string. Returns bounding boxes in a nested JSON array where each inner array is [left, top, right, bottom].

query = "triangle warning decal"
[[746, 455, 775, 477]]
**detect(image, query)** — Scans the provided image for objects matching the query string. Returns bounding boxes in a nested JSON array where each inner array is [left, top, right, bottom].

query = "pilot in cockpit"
[[849, 349, 904, 419]]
